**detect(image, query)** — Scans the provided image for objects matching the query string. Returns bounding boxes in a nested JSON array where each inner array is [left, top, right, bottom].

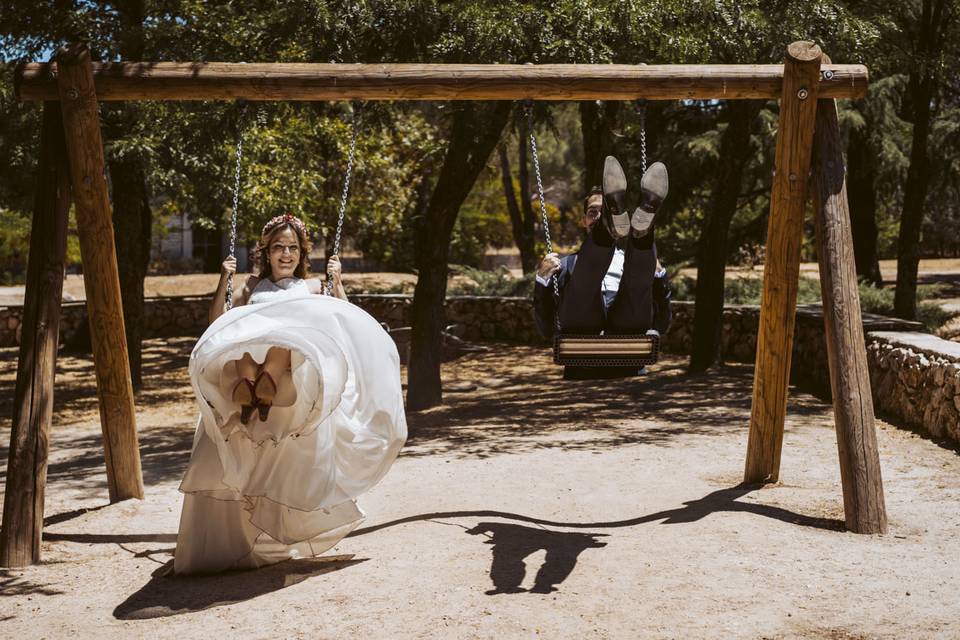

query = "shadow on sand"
[[467, 523, 608, 595], [351, 484, 845, 539], [113, 555, 366, 620], [350, 484, 844, 595]]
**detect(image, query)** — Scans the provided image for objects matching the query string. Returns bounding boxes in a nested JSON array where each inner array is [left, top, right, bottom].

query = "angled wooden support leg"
[[56, 43, 144, 502], [0, 102, 71, 567], [744, 42, 823, 484], [811, 74, 887, 533]]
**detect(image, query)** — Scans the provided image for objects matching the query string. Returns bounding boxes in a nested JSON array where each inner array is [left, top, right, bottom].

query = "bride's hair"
[[255, 214, 313, 280]]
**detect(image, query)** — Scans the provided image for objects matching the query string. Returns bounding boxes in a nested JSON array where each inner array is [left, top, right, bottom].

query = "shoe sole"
[[633, 162, 669, 236], [631, 207, 656, 237], [603, 156, 630, 238]]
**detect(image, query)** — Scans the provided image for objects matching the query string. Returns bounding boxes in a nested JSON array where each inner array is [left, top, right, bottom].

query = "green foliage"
[[447, 265, 534, 297], [671, 274, 823, 305], [857, 282, 956, 332], [0, 0, 958, 292], [0, 208, 30, 284], [672, 274, 956, 333], [0, 206, 82, 284]]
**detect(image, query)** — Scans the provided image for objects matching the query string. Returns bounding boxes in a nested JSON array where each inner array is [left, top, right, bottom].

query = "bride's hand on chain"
[[221, 256, 237, 279], [326, 255, 342, 283]]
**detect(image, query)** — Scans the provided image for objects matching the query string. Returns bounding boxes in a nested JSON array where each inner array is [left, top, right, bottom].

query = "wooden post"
[[811, 70, 887, 533], [744, 42, 823, 484], [0, 103, 71, 567], [56, 44, 144, 501]]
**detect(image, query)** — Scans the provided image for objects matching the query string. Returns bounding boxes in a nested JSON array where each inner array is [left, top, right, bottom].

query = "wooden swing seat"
[[553, 333, 660, 367]]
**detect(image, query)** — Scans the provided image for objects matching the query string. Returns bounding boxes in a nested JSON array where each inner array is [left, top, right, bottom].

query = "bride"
[[174, 214, 407, 574]]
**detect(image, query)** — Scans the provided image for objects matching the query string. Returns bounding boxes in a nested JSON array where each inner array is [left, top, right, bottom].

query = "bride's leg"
[[255, 347, 290, 403], [235, 352, 258, 381]]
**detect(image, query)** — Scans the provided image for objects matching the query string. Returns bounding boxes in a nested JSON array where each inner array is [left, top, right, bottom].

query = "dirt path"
[[1, 341, 959, 639]]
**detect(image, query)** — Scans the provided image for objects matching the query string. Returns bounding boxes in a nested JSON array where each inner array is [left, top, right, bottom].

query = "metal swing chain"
[[637, 99, 648, 172], [224, 106, 247, 311], [224, 105, 268, 311], [524, 101, 561, 332], [326, 104, 360, 295]]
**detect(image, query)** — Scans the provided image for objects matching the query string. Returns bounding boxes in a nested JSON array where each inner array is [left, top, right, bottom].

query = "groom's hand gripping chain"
[[538, 253, 561, 280]]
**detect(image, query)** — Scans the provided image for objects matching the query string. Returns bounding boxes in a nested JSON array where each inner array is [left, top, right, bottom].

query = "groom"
[[533, 156, 672, 379]]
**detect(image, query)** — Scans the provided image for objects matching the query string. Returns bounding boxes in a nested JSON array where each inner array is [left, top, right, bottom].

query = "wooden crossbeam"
[[15, 62, 868, 102]]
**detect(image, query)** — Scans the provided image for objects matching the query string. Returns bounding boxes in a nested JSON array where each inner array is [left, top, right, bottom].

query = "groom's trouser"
[[558, 222, 658, 334]]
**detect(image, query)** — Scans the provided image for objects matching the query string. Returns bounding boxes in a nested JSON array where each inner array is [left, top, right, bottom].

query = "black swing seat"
[[553, 333, 660, 367]]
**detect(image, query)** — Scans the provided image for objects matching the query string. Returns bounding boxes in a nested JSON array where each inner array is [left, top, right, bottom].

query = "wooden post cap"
[[787, 41, 823, 63], [55, 43, 91, 65]]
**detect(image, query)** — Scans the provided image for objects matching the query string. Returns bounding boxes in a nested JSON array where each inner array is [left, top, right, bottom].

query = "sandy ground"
[[1, 339, 959, 639]]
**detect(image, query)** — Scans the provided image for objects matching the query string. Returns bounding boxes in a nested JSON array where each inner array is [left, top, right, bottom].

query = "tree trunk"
[[894, 0, 946, 319], [498, 144, 537, 273], [579, 100, 621, 193], [407, 102, 512, 410], [108, 156, 152, 388], [846, 102, 883, 287], [107, 0, 151, 389], [689, 100, 761, 372], [894, 77, 934, 319], [515, 123, 538, 273]]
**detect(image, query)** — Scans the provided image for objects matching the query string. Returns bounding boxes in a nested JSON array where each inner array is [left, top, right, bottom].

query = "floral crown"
[[261, 213, 308, 239]]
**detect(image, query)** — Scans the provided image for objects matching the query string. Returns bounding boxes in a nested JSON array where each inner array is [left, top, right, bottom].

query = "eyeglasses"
[[270, 244, 300, 255], [585, 206, 602, 219]]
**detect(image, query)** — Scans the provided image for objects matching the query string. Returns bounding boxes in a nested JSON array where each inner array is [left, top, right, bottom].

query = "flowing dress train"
[[174, 278, 406, 574]]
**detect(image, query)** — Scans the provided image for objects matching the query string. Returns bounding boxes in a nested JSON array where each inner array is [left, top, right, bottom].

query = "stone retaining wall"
[[866, 332, 960, 445], [0, 294, 923, 365], [0, 297, 212, 351]]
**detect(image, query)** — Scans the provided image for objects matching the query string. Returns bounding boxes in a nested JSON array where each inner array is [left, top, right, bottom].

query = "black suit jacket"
[[533, 252, 672, 339]]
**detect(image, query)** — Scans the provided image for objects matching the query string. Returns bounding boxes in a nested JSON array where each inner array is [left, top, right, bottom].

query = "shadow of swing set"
[[2, 41, 888, 569]]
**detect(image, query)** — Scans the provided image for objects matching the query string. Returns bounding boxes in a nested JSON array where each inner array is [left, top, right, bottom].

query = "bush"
[[671, 274, 822, 305], [857, 282, 955, 332], [447, 265, 534, 297], [0, 207, 82, 285]]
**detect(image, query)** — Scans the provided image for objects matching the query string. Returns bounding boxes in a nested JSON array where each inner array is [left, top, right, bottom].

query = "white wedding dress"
[[174, 277, 407, 574]]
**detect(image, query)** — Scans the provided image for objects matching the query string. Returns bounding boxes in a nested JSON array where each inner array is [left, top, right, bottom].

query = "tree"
[[845, 100, 884, 286], [407, 101, 511, 410], [891, 0, 958, 319], [498, 138, 538, 274], [672, 0, 878, 370], [689, 100, 763, 371], [105, 0, 152, 389]]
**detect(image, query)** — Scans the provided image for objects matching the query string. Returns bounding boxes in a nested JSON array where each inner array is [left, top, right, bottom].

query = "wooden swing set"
[[1, 41, 886, 567]]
